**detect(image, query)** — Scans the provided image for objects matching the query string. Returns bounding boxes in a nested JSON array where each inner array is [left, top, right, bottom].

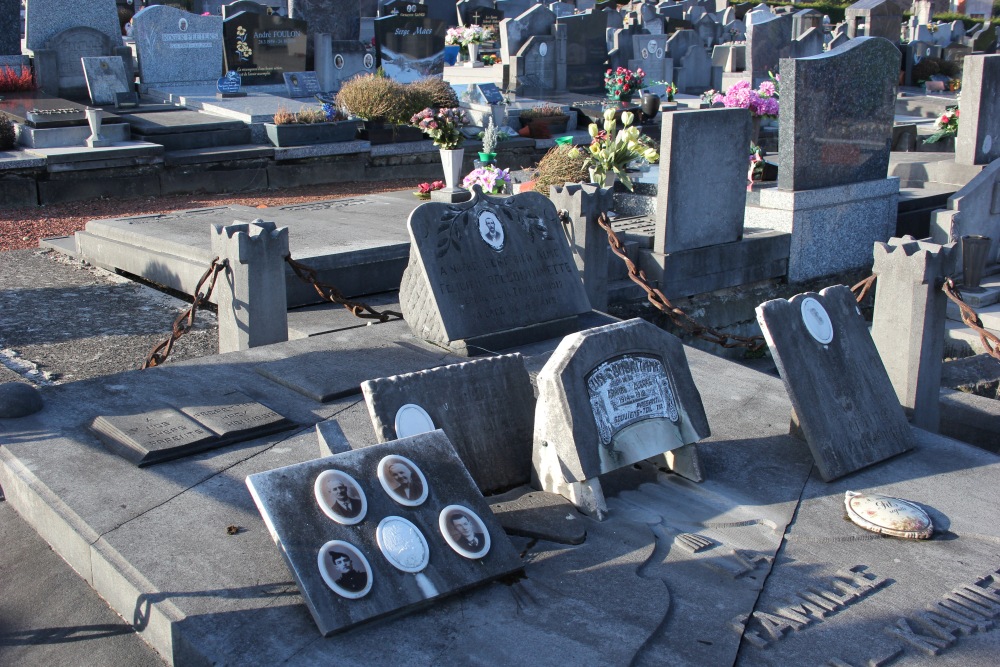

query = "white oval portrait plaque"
[[394, 403, 435, 439], [377, 454, 429, 506], [439, 504, 491, 559], [314, 469, 367, 525], [317, 540, 373, 599], [377, 516, 430, 573], [800, 297, 834, 344], [478, 210, 505, 252], [844, 491, 933, 540], [538, 42, 548, 57]]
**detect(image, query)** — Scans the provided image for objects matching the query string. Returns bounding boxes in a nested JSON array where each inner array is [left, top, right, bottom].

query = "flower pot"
[[478, 151, 497, 165], [589, 168, 616, 188], [265, 119, 359, 147], [466, 42, 482, 67], [519, 114, 569, 135], [444, 44, 460, 66], [440, 148, 466, 191], [360, 119, 425, 144]]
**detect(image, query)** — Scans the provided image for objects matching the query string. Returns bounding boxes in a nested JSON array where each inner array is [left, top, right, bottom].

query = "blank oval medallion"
[[800, 297, 834, 344], [377, 516, 430, 573]]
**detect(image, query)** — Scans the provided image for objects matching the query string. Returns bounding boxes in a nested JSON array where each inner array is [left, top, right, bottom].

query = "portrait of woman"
[[377, 454, 429, 507]]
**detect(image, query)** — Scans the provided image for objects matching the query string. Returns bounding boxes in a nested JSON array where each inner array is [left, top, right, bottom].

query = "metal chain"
[[589, 211, 767, 352], [943, 277, 1000, 362], [850, 274, 877, 303], [284, 255, 403, 323], [142, 257, 227, 369]]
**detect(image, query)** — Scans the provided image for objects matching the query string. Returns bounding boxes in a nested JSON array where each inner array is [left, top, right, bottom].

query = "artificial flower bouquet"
[[605, 66, 645, 100], [410, 107, 470, 149], [925, 105, 959, 144], [462, 164, 511, 194]]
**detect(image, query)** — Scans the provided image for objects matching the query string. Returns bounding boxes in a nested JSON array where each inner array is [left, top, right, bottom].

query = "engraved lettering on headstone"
[[587, 354, 678, 447]]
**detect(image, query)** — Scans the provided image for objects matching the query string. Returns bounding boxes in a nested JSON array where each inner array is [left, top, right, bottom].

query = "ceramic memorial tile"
[[223, 11, 307, 85], [361, 354, 535, 494], [245, 430, 522, 636], [283, 71, 321, 97], [134, 6, 224, 87], [82, 56, 131, 106], [755, 285, 913, 481], [532, 318, 710, 518], [777, 37, 899, 191], [398, 189, 592, 355], [89, 392, 294, 466], [373, 14, 448, 83], [843, 490, 934, 539]]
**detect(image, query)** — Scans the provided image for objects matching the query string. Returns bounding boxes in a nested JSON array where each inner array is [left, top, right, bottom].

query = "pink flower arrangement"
[[605, 66, 645, 100], [713, 76, 780, 118], [462, 164, 511, 194], [414, 180, 446, 199], [410, 107, 469, 149]]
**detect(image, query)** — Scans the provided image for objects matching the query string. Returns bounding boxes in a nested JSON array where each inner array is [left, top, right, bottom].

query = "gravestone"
[[500, 5, 557, 68], [778, 37, 899, 191], [791, 7, 823, 39], [512, 36, 559, 93], [955, 54, 1000, 167], [972, 24, 997, 53], [930, 159, 1000, 271], [82, 56, 131, 106], [24, 0, 122, 53], [89, 390, 293, 466], [845, 0, 901, 42], [373, 14, 448, 83], [361, 354, 535, 494], [755, 285, 913, 481], [746, 13, 793, 86], [792, 26, 824, 58], [942, 42, 972, 63], [245, 431, 522, 636], [283, 70, 321, 97], [630, 34, 671, 83], [382, 0, 429, 17], [664, 28, 700, 61], [904, 39, 933, 86], [33, 27, 129, 99], [223, 11, 307, 86], [655, 108, 750, 254], [457, 0, 494, 25], [295, 0, 360, 40], [221, 0, 271, 20], [673, 43, 716, 93], [497, 0, 538, 20], [871, 236, 955, 432], [559, 9, 608, 91], [695, 14, 721, 48], [550, 2, 576, 18], [316, 37, 376, 93], [532, 318, 710, 519], [133, 6, 224, 87], [399, 188, 592, 355], [0, 0, 18, 56]]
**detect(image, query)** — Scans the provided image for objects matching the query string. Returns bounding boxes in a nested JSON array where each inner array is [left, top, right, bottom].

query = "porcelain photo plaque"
[[376, 516, 430, 573], [439, 504, 491, 559], [844, 491, 933, 540], [394, 403, 435, 439], [377, 454, 429, 506], [314, 470, 367, 525], [317, 540, 373, 599]]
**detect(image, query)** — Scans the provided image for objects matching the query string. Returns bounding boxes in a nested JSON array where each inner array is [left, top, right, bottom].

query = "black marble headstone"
[[559, 11, 610, 92], [382, 0, 429, 17], [224, 11, 308, 86], [373, 14, 448, 82], [245, 430, 522, 637]]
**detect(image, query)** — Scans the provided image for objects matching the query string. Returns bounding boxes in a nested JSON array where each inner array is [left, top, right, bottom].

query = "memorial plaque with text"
[[82, 56, 131, 106], [283, 71, 321, 97], [224, 11, 308, 85], [373, 14, 448, 82], [399, 189, 591, 354], [587, 355, 679, 447]]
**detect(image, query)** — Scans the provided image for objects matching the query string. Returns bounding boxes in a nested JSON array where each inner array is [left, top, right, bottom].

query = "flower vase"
[[589, 168, 616, 189], [466, 42, 482, 67], [85, 108, 110, 147], [440, 148, 466, 192]]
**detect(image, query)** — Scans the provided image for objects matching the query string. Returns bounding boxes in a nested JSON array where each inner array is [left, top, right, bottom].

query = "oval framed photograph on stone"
[[377, 454, 429, 506], [317, 540, 373, 599], [314, 469, 367, 525], [439, 504, 491, 559]]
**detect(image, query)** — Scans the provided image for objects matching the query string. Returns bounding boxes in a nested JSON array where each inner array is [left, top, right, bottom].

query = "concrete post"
[[550, 183, 614, 312], [871, 235, 955, 432], [211, 219, 290, 354], [315, 33, 334, 92]]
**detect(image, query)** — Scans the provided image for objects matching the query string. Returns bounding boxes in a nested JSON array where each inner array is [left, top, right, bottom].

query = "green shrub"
[[0, 115, 16, 150]]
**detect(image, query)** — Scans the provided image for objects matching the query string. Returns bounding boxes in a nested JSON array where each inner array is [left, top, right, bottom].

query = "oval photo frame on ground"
[[314, 469, 367, 525], [317, 540, 373, 599], [377, 454, 429, 506], [439, 504, 491, 559]]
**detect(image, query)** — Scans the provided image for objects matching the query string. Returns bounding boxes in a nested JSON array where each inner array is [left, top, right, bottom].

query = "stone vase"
[[962, 235, 992, 289], [751, 115, 762, 144], [440, 148, 465, 191], [85, 108, 110, 148], [467, 42, 481, 65], [589, 168, 616, 188]]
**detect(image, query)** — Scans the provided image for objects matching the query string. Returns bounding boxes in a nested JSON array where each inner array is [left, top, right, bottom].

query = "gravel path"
[[0, 179, 417, 252]]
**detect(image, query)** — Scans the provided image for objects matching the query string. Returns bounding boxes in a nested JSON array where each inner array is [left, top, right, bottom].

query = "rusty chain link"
[[587, 211, 767, 352], [284, 255, 403, 323], [850, 274, 877, 303], [943, 277, 1000, 362], [142, 257, 227, 369]]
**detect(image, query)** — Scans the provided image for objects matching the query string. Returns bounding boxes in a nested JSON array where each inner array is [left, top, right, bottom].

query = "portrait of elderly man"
[[387, 460, 423, 501], [327, 477, 361, 519]]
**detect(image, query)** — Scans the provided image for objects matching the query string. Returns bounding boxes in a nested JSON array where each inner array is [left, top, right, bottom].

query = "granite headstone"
[[777, 37, 899, 191], [221, 0, 271, 20], [34, 27, 120, 98], [24, 0, 122, 53], [82, 56, 131, 106], [296, 0, 361, 41], [746, 13, 793, 86], [134, 6, 224, 87], [845, 0, 902, 42], [0, 0, 18, 56], [373, 14, 448, 82], [755, 285, 913, 481], [955, 54, 1000, 167], [361, 354, 535, 494], [245, 431, 522, 636], [500, 4, 557, 65], [559, 10, 609, 92], [399, 188, 592, 355], [223, 11, 307, 86], [532, 318, 710, 517]]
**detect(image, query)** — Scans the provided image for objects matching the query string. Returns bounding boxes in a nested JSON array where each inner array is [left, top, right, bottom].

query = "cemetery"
[[2, 0, 1000, 664]]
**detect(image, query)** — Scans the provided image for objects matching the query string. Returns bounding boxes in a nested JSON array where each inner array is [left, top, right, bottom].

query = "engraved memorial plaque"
[[177, 390, 290, 438], [89, 408, 215, 466], [587, 354, 679, 447]]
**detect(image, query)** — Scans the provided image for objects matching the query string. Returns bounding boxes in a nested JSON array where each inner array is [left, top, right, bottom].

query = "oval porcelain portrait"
[[439, 505, 491, 559], [317, 540, 373, 599], [314, 469, 367, 525], [377, 454, 429, 507]]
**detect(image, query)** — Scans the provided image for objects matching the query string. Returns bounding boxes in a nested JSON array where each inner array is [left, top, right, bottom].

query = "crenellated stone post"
[[550, 182, 613, 312]]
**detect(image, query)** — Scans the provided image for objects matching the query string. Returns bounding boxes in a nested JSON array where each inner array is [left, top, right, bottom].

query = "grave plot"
[[246, 430, 522, 636]]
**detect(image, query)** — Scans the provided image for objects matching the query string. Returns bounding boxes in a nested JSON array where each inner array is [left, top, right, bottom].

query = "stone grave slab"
[[755, 285, 913, 481], [134, 6, 224, 88], [361, 353, 535, 494], [89, 390, 294, 466], [24, 0, 122, 53], [223, 11, 308, 86], [777, 37, 899, 191], [73, 194, 416, 308], [398, 188, 592, 355], [254, 318, 462, 402], [245, 430, 522, 636], [533, 318, 710, 518], [283, 71, 321, 98], [82, 56, 132, 106], [373, 14, 448, 83], [0, 93, 116, 128]]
